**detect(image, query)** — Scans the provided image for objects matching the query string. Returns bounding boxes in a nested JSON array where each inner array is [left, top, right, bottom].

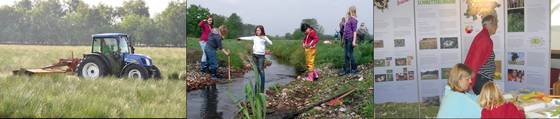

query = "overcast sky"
[[0, 0, 183, 18], [189, 0, 373, 36]]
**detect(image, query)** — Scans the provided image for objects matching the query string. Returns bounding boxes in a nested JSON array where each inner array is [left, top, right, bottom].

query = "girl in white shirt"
[[237, 25, 272, 93]]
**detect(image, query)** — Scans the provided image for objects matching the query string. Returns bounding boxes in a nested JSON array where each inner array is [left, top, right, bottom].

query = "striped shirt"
[[479, 51, 496, 79]]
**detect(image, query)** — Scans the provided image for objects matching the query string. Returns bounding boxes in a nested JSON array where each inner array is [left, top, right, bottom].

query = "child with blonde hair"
[[339, 6, 359, 76], [479, 82, 525, 118]]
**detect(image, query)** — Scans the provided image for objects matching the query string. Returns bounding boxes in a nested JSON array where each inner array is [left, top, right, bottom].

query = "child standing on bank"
[[198, 16, 212, 73], [237, 25, 272, 93], [339, 6, 358, 76], [301, 23, 319, 81]]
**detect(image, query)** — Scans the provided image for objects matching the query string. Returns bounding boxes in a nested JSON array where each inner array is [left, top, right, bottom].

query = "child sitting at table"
[[479, 82, 525, 118]]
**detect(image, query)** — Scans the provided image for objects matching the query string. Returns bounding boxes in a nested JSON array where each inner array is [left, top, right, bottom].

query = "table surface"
[[504, 92, 560, 118]]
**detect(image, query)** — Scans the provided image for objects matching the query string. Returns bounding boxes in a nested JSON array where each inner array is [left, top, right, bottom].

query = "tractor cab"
[[77, 33, 161, 79]]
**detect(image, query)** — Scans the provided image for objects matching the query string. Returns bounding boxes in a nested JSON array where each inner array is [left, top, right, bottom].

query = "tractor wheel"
[[123, 64, 149, 80], [152, 66, 162, 80], [77, 57, 107, 79]]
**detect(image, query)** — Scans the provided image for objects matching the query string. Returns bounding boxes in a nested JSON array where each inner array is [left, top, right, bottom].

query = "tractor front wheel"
[[123, 64, 149, 80], [77, 57, 107, 79], [151, 66, 162, 80]]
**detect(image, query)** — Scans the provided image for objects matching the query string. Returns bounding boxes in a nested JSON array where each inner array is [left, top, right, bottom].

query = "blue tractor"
[[76, 33, 161, 79]]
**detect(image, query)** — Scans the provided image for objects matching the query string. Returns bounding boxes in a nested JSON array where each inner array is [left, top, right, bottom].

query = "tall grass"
[[0, 75, 186, 118], [269, 40, 372, 72], [374, 102, 439, 118], [0, 44, 186, 117], [238, 56, 266, 119], [0, 45, 185, 79]]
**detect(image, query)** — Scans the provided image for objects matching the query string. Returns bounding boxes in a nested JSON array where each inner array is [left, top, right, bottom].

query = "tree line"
[[187, 5, 251, 39], [187, 5, 326, 40], [187, 4, 371, 43], [0, 0, 186, 47]]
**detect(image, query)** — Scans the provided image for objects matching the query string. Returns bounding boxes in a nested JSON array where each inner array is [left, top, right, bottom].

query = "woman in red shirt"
[[198, 16, 212, 72], [479, 82, 525, 118]]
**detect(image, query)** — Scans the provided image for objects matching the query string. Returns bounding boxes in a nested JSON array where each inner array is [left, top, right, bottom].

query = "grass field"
[[0, 76, 186, 117], [269, 40, 372, 72], [374, 103, 439, 118], [0, 45, 186, 117], [0, 45, 186, 79]]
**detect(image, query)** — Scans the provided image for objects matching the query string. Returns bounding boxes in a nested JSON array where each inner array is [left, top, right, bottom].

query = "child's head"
[[212, 25, 227, 38], [347, 6, 357, 17], [479, 82, 505, 109], [448, 63, 472, 93], [207, 15, 213, 26], [300, 23, 314, 34], [255, 25, 266, 36]]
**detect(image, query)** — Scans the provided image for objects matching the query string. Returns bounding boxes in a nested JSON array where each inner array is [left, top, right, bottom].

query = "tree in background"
[[225, 13, 242, 39], [210, 13, 226, 27], [290, 18, 326, 40], [0, 0, 185, 47], [186, 4, 210, 38], [118, 0, 150, 18], [156, 1, 186, 46], [240, 24, 256, 36], [187, 5, 257, 40]]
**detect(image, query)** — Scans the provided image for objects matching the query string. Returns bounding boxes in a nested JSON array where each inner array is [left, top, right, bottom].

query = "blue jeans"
[[200, 41, 208, 72], [344, 38, 357, 74], [205, 47, 218, 77], [253, 54, 265, 93]]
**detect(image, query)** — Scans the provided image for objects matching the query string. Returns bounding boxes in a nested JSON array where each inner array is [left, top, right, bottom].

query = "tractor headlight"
[[144, 58, 151, 66]]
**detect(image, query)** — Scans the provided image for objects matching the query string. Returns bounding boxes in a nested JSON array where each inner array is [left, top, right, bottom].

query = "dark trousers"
[[204, 47, 218, 78], [473, 74, 492, 95], [343, 38, 357, 74], [253, 54, 266, 93]]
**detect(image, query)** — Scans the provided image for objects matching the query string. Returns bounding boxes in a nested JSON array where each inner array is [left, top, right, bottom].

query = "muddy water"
[[187, 56, 296, 119]]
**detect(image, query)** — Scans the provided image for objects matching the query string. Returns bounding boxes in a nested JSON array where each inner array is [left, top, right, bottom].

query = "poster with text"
[[415, 0, 461, 105], [374, 0, 418, 103], [504, 0, 550, 93]]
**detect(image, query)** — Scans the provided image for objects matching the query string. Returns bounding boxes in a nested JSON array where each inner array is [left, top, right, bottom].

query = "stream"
[[187, 56, 296, 119]]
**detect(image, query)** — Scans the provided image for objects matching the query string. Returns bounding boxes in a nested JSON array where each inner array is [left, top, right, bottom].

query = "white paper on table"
[[526, 112, 546, 118], [544, 112, 560, 118], [525, 99, 560, 118], [523, 103, 547, 112]]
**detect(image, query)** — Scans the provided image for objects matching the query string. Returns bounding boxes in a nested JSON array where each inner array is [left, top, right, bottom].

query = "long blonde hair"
[[479, 82, 505, 110], [347, 6, 357, 17], [448, 63, 472, 93]]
